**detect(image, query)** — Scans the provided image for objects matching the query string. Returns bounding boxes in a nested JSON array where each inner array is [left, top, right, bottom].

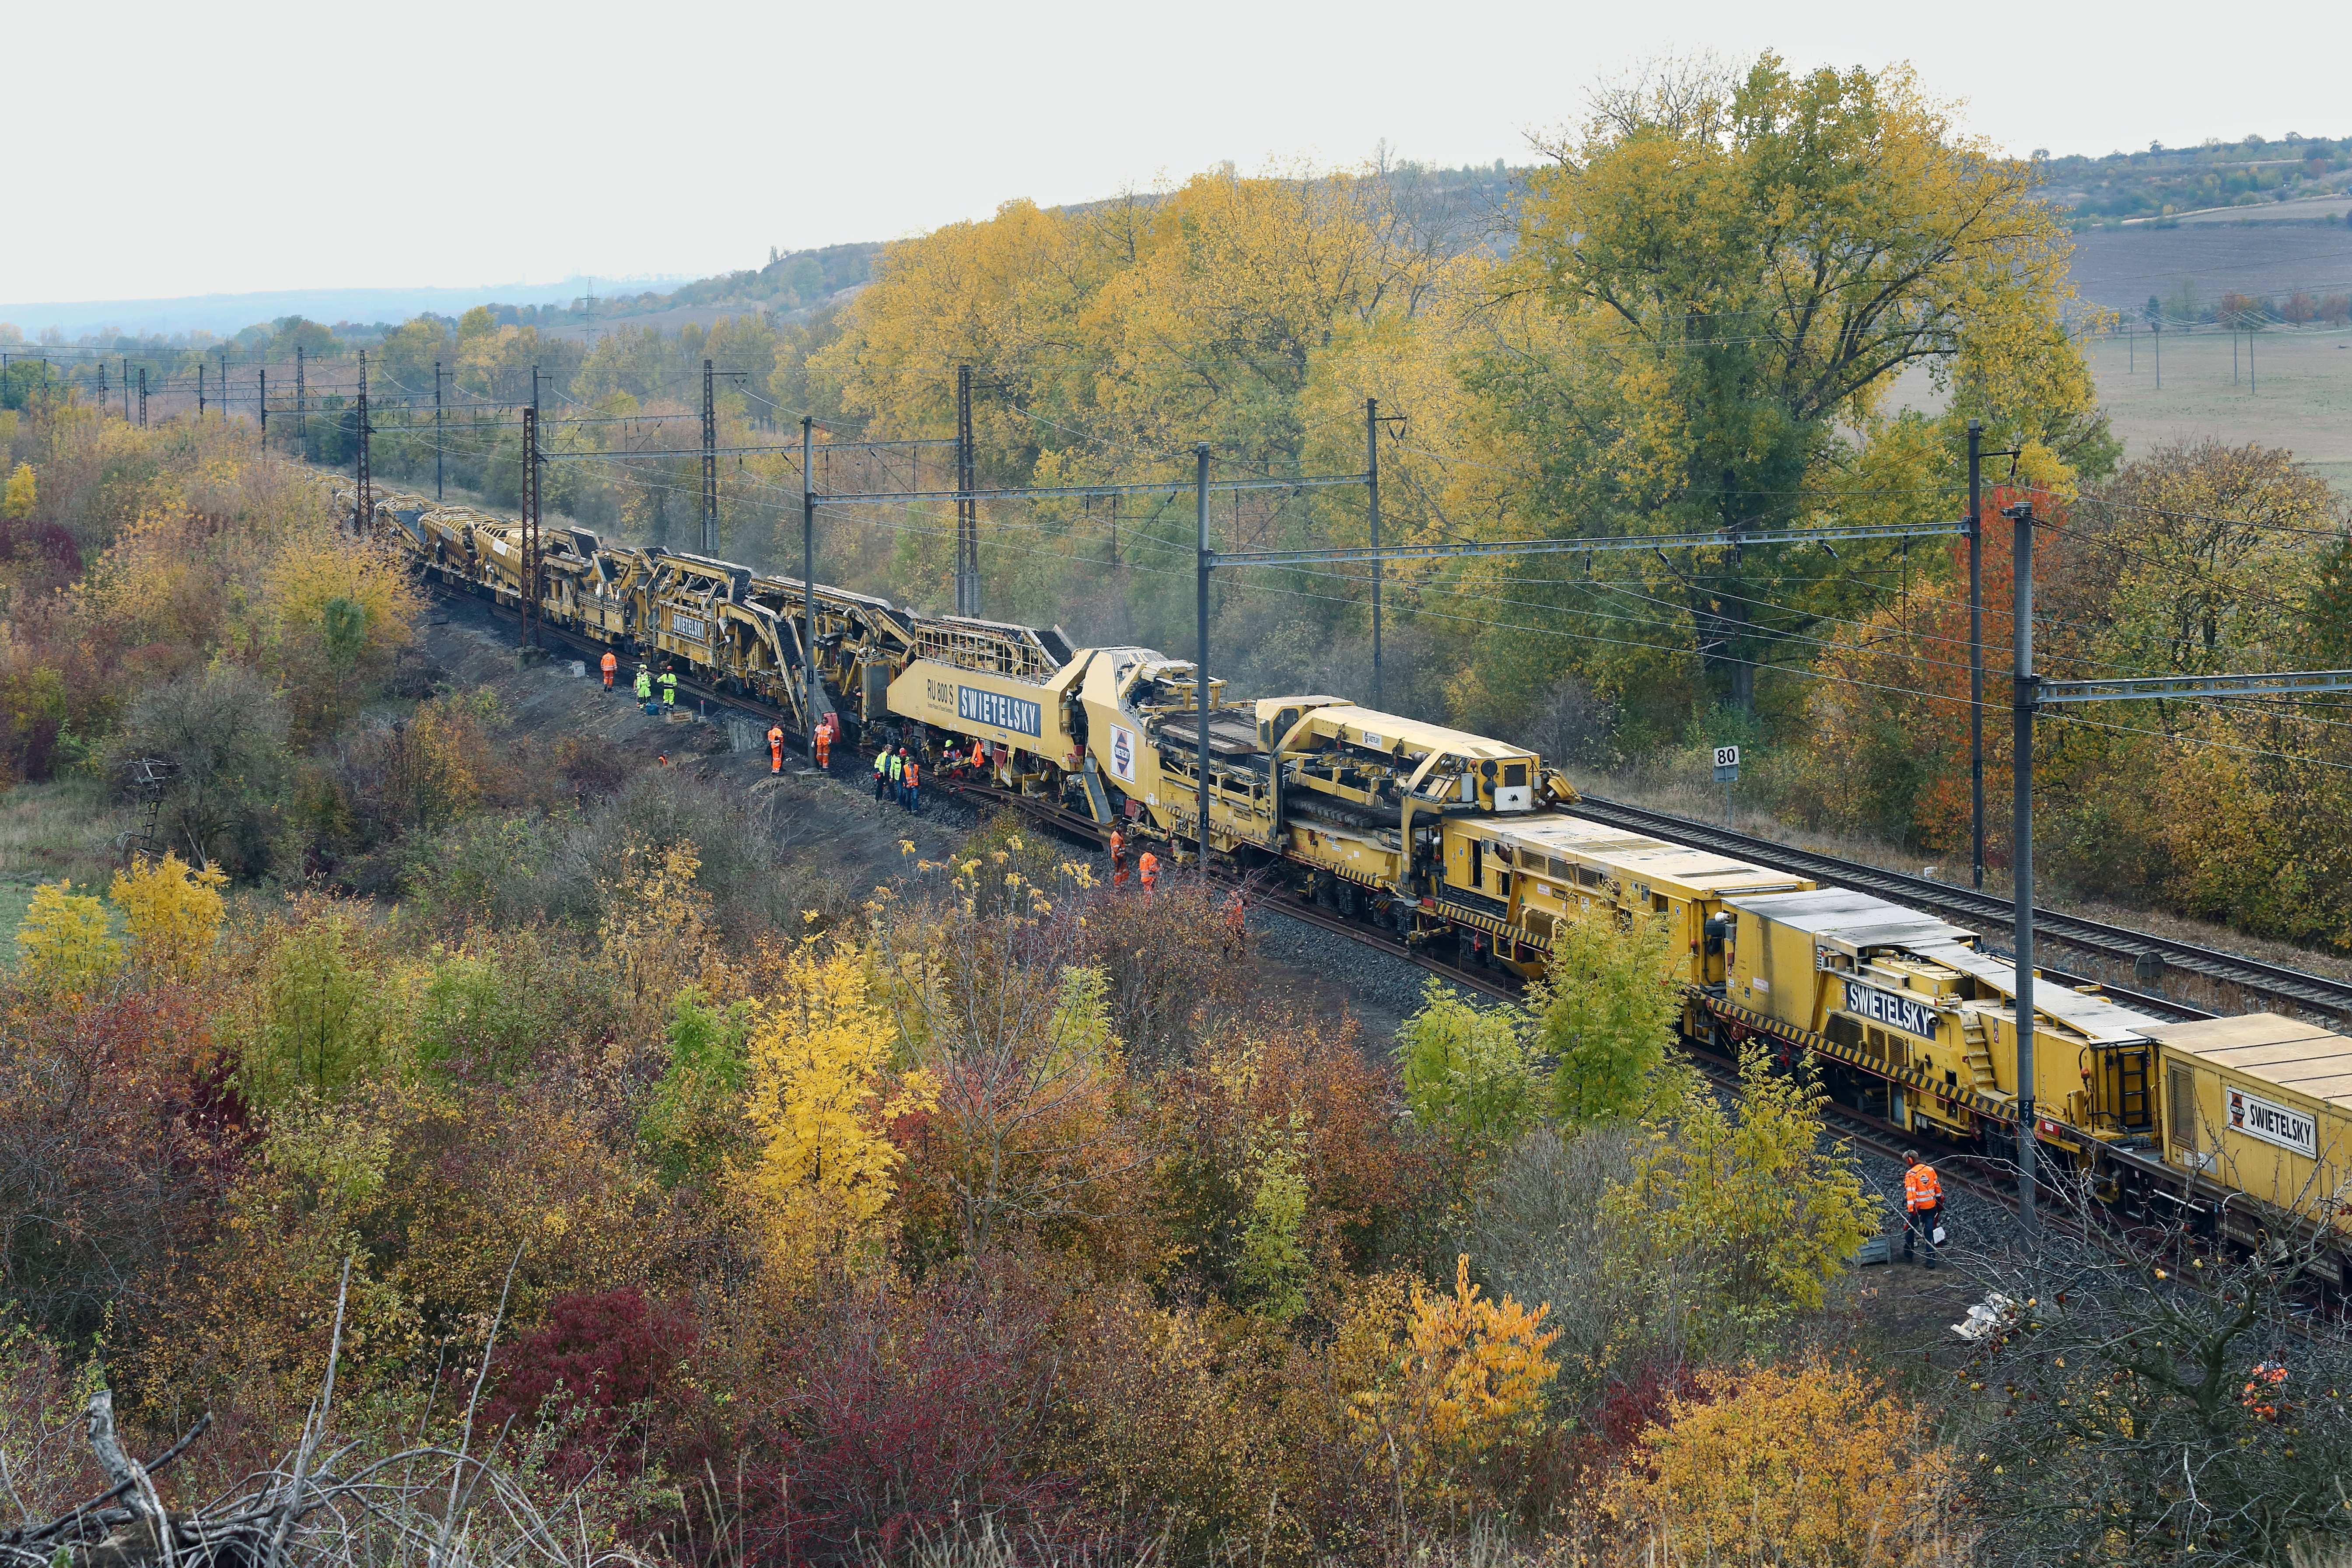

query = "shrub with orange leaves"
[[1603, 1360, 1959, 1567], [1351, 1254, 1559, 1491]]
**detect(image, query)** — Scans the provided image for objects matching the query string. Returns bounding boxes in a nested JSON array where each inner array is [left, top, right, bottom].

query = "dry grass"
[[0, 777, 134, 890]]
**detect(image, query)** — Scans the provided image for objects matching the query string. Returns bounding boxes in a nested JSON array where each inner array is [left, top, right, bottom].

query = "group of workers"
[[606, 651, 677, 713], [873, 746, 924, 812], [764, 720, 831, 775], [1106, 827, 1158, 894]]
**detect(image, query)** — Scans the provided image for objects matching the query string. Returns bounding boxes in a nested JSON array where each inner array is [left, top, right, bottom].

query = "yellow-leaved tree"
[[108, 851, 228, 980], [1350, 1253, 1559, 1506], [1606, 1362, 1956, 1566], [741, 942, 937, 1277], [1, 462, 33, 522], [14, 881, 120, 992]]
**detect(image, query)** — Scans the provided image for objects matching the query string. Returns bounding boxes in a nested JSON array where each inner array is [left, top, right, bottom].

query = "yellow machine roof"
[[1495, 815, 1808, 895], [1727, 887, 2168, 1046], [1295, 705, 1533, 760], [2148, 1014, 2352, 1110]]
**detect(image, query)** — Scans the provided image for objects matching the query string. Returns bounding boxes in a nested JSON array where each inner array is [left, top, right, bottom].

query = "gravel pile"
[[1248, 905, 1484, 1021]]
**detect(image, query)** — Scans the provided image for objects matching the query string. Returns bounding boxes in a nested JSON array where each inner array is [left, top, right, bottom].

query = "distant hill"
[[2043, 134, 2352, 227], [0, 277, 691, 342]]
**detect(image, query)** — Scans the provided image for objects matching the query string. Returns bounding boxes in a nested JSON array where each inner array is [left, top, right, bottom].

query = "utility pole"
[[1367, 397, 1382, 711], [801, 416, 817, 724], [137, 368, 147, 429], [433, 362, 444, 500], [197, 362, 205, 419], [95, 362, 104, 413], [701, 358, 718, 554], [354, 350, 371, 534], [2008, 497, 2039, 1234], [219, 350, 228, 417], [1968, 420, 1985, 891], [955, 364, 978, 615], [520, 404, 540, 651], [122, 358, 129, 421], [259, 370, 268, 445], [1109, 494, 1119, 568], [1195, 442, 1213, 872], [296, 345, 307, 461]]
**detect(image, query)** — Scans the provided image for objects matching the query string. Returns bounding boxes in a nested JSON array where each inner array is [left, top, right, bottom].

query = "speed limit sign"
[[1713, 746, 1740, 769]]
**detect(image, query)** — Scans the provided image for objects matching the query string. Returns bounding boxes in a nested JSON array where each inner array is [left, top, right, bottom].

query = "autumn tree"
[[1537, 907, 1688, 1126], [14, 882, 120, 994], [1459, 54, 2109, 732], [1396, 978, 1545, 1157], [108, 851, 227, 980], [872, 849, 1140, 1259], [740, 942, 936, 1275], [1, 462, 32, 522], [1606, 1361, 1956, 1565], [1610, 1042, 1876, 1327]]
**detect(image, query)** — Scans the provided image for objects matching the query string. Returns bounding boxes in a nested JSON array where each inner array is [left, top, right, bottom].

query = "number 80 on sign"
[[1713, 745, 1740, 783]]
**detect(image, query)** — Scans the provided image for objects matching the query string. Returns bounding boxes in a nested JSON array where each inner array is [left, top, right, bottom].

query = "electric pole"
[[955, 364, 978, 615], [520, 404, 541, 651], [1195, 442, 1213, 872], [354, 350, 371, 534], [259, 370, 268, 444], [137, 368, 147, 429], [197, 362, 205, 419], [295, 345, 307, 461], [1368, 397, 1382, 711], [2008, 497, 2038, 1234], [1968, 420, 1985, 891], [801, 415, 817, 724], [433, 362, 444, 500], [701, 358, 718, 554]]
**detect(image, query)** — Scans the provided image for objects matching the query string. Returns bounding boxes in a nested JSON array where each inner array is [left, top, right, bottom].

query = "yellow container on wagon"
[[2145, 1013, 2352, 1236]]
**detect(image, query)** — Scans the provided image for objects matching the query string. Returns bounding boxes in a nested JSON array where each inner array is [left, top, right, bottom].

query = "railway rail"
[[1572, 794, 2352, 1022]]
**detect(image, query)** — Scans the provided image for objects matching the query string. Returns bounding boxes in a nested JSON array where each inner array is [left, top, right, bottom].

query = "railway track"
[[1572, 794, 2352, 1021]]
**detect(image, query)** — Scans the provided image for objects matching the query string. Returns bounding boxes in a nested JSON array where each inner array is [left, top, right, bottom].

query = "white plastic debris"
[[1953, 1292, 2019, 1341]]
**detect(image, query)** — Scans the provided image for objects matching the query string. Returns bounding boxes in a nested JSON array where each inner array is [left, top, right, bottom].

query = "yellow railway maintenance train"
[[358, 486, 2352, 1277]]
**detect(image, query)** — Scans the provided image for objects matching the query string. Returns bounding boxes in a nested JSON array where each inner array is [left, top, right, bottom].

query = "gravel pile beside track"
[[1249, 905, 1482, 1026]]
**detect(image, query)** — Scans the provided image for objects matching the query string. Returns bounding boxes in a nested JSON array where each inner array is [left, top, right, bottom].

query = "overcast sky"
[[9, 0, 2344, 305]]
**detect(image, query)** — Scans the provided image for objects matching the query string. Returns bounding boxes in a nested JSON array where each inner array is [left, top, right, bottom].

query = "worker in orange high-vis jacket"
[[1109, 828, 1128, 888], [1902, 1150, 1942, 1269], [600, 651, 617, 691], [767, 724, 784, 774], [1222, 889, 1247, 953], [1138, 850, 1159, 895], [814, 721, 831, 772], [904, 753, 922, 813]]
